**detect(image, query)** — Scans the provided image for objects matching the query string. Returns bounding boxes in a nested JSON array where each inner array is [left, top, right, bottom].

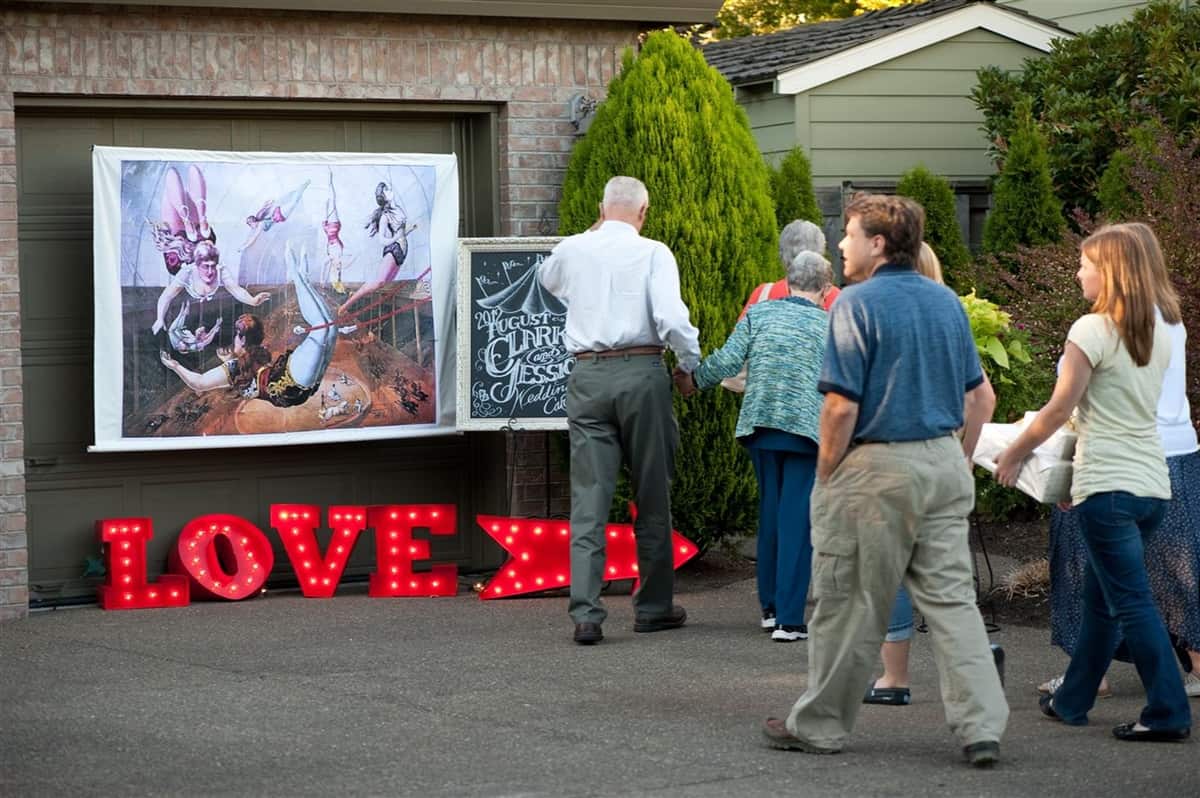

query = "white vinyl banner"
[[91, 146, 459, 452]]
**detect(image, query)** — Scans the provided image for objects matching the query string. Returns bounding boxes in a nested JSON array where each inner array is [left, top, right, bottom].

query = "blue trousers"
[[886, 585, 914, 642], [748, 445, 816, 627], [1054, 491, 1191, 731]]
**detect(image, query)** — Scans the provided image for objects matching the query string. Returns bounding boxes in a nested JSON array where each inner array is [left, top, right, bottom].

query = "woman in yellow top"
[[996, 223, 1190, 742]]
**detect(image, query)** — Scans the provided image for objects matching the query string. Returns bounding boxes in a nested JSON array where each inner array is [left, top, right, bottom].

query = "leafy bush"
[[959, 291, 1034, 418], [959, 290, 1050, 520], [972, 1, 1200, 216], [557, 31, 778, 550], [982, 100, 1064, 255], [769, 146, 822, 230], [896, 165, 971, 290]]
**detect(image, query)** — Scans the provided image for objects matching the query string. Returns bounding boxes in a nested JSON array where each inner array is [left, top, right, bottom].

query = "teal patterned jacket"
[[693, 296, 827, 441]]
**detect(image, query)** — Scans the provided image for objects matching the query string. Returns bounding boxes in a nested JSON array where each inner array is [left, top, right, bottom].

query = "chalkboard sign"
[[456, 237, 571, 430]]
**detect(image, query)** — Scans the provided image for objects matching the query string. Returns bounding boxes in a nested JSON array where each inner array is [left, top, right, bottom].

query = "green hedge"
[[769, 146, 822, 230], [982, 101, 1063, 255], [896, 166, 971, 290]]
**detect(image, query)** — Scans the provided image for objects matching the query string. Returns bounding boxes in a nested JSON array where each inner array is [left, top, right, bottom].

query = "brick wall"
[[0, 2, 638, 621]]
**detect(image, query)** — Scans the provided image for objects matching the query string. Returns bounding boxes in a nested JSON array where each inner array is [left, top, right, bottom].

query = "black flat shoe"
[[1039, 693, 1062, 722], [863, 685, 911, 706], [1112, 722, 1190, 743]]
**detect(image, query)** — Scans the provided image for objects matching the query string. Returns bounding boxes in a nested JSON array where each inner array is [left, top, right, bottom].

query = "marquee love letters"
[[96, 504, 699, 610]]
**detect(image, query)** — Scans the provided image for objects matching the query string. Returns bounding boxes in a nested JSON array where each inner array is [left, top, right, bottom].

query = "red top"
[[738, 278, 840, 320]]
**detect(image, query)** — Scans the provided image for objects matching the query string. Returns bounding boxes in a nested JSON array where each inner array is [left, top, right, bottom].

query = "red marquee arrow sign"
[[476, 506, 699, 599]]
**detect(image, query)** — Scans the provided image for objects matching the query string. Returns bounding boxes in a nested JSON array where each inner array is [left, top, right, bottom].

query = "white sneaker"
[[771, 624, 808, 642], [1037, 673, 1112, 698], [1185, 672, 1200, 698], [760, 609, 776, 632]]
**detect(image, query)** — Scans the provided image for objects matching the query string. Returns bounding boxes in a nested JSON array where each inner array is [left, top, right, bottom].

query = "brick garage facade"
[[0, 3, 636, 620]]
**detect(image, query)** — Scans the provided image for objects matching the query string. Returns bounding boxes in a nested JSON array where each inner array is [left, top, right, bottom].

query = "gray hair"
[[779, 219, 826, 265], [602, 176, 649, 211], [787, 251, 833, 293]]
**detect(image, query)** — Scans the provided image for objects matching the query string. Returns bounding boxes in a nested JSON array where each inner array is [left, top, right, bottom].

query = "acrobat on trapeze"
[[160, 244, 354, 408]]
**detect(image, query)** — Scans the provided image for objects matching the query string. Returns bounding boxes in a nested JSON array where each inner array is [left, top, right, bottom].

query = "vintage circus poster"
[[91, 147, 459, 451]]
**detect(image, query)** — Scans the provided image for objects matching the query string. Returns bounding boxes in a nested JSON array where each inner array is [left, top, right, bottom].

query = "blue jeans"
[[886, 585, 914, 642], [1054, 491, 1191, 730], [748, 445, 816, 627]]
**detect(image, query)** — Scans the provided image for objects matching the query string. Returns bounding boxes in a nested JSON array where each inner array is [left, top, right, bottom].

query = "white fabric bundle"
[[972, 413, 1077, 504]]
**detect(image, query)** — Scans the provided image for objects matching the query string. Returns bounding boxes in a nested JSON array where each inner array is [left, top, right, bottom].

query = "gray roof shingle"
[[703, 0, 1063, 86]]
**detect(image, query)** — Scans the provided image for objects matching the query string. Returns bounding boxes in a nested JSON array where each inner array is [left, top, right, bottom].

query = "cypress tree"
[[896, 165, 972, 290], [770, 146, 823, 230], [558, 30, 777, 550], [983, 101, 1063, 255]]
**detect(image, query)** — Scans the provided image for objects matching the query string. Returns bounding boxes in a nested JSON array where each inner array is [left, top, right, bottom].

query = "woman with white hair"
[[682, 251, 833, 641], [737, 220, 840, 320]]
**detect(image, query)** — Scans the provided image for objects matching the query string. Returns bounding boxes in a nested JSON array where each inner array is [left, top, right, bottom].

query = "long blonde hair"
[[1080, 223, 1166, 367], [1122, 222, 1181, 325], [915, 242, 944, 285]]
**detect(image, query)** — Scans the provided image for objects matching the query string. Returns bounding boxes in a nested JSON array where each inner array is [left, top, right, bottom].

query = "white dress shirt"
[[538, 220, 701, 372]]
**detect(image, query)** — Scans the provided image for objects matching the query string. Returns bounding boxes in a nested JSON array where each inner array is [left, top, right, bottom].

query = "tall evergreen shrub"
[[982, 102, 1064, 255], [558, 31, 778, 550], [769, 146, 822, 230], [896, 165, 971, 290]]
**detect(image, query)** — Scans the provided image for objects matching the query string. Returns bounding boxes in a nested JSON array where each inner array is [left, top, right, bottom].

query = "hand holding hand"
[[672, 367, 696, 397]]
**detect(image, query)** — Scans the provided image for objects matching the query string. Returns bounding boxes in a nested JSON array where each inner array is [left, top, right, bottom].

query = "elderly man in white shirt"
[[539, 175, 701, 646]]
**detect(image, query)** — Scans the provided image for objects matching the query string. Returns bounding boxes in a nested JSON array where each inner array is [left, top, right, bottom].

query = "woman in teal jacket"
[[685, 251, 832, 641]]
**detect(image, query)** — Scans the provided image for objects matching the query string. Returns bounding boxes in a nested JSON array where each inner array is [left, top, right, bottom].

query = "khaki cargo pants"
[[786, 436, 1009, 749]]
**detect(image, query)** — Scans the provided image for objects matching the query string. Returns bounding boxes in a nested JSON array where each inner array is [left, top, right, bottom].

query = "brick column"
[[0, 88, 27, 621]]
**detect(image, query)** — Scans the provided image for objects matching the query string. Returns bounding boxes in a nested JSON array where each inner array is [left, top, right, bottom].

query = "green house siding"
[[998, 1, 1154, 32], [797, 29, 1045, 186], [739, 86, 797, 162]]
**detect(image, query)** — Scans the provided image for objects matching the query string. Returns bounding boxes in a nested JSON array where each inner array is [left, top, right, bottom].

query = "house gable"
[[776, 2, 1063, 95]]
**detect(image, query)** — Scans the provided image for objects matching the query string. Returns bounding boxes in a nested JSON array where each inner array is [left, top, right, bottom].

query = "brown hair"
[[915, 242, 944, 285], [234, 313, 264, 347], [843, 194, 924, 268], [230, 313, 271, 391], [1080, 223, 1166, 367]]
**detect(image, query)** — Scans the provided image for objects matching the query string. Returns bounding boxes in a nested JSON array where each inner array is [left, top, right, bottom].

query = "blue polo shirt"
[[818, 264, 983, 442]]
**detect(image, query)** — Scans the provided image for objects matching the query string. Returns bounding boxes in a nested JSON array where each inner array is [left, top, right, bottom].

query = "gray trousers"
[[566, 353, 678, 625], [787, 436, 1009, 749]]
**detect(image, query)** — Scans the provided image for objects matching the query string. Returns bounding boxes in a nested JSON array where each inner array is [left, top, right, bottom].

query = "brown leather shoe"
[[760, 718, 840, 754], [633, 604, 687, 633], [573, 622, 603, 645]]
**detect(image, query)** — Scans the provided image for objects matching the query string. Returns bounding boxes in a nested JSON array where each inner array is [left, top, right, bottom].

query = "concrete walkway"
[[1, 574, 1193, 797]]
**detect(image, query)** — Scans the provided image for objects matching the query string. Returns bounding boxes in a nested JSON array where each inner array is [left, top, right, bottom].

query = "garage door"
[[16, 107, 505, 605]]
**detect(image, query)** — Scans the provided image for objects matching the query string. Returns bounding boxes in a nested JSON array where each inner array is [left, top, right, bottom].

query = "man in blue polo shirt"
[[761, 195, 1009, 767]]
